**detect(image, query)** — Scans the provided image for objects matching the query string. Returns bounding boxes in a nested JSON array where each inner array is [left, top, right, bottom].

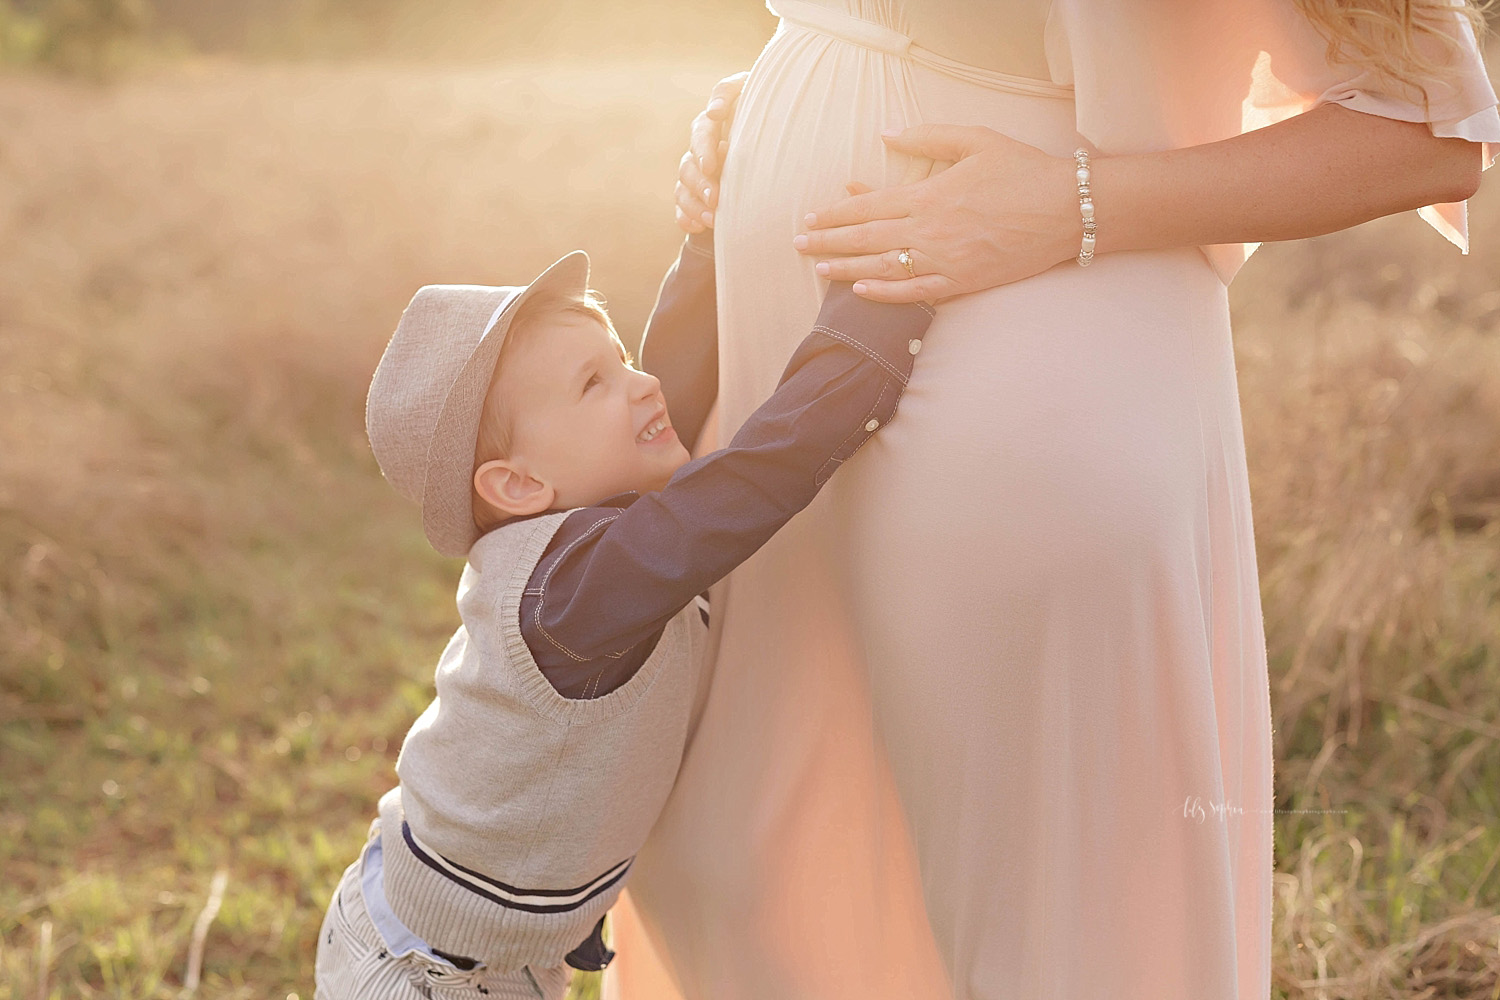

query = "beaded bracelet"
[[1073, 147, 1096, 267]]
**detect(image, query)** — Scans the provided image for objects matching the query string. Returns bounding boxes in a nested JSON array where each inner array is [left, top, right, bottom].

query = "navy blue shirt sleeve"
[[636, 229, 718, 456], [521, 277, 935, 700]]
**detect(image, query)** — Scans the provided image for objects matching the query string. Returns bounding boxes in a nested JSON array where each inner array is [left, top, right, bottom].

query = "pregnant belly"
[[822, 249, 1232, 588], [715, 22, 1234, 571], [714, 16, 1112, 420]]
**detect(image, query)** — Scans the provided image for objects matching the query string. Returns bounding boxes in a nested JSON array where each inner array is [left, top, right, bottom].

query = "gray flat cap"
[[365, 251, 591, 557]]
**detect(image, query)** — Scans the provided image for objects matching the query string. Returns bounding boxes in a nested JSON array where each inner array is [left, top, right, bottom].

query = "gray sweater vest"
[[378, 509, 708, 971]]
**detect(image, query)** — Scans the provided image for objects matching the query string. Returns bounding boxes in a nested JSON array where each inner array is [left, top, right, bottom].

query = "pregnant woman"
[[609, 3, 1499, 998]]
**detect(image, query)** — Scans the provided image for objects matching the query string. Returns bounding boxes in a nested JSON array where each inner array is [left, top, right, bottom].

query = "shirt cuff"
[[804, 285, 937, 486], [810, 282, 935, 386]]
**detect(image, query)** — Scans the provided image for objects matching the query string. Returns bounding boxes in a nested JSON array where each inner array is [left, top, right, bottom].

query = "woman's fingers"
[[679, 151, 711, 208], [850, 272, 956, 304], [676, 183, 712, 229], [803, 186, 922, 278], [676, 152, 713, 230], [682, 73, 748, 222], [813, 249, 914, 282], [793, 217, 911, 256], [803, 184, 914, 231], [690, 111, 725, 180], [705, 71, 748, 121], [692, 73, 749, 180]]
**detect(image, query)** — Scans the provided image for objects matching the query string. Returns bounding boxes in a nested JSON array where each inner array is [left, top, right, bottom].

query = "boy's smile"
[[475, 310, 692, 517]]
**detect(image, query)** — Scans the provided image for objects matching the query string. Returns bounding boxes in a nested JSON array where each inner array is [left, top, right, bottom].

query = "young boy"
[[314, 227, 934, 1000]]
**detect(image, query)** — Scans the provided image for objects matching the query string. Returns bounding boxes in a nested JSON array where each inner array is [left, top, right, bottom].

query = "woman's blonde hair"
[[1290, 0, 1496, 116]]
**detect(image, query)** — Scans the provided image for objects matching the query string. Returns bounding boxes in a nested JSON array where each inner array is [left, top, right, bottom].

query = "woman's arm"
[[1088, 103, 1481, 252], [794, 103, 1487, 302]]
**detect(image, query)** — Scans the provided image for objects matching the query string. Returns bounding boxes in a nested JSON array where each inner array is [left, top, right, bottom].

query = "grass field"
[[1, 51, 1499, 1000]]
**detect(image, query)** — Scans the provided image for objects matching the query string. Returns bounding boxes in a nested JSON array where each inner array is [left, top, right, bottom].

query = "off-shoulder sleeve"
[[1046, 0, 1500, 286]]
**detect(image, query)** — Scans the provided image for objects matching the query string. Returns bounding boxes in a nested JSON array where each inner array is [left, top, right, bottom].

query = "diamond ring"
[[897, 248, 916, 278]]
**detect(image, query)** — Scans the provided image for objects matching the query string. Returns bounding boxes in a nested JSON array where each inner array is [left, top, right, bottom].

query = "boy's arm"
[[521, 284, 933, 695], [636, 229, 718, 455]]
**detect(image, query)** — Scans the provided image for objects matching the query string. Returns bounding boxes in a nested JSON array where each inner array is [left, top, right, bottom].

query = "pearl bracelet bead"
[[1073, 147, 1097, 267]]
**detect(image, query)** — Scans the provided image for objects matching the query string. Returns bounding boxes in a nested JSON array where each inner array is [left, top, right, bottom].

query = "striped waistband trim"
[[401, 822, 632, 914]]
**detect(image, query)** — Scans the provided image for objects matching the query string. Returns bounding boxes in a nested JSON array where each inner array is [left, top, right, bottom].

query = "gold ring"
[[897, 248, 916, 278]]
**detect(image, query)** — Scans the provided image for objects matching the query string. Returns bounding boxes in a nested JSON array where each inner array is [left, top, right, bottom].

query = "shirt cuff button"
[[908, 339, 922, 355], [865, 419, 880, 432]]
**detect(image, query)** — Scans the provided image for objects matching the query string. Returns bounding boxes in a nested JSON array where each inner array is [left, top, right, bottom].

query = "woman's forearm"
[[795, 106, 1487, 302], [1089, 102, 1484, 256]]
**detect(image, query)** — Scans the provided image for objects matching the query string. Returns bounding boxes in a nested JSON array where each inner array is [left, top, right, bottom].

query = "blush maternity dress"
[[605, 3, 1500, 999]]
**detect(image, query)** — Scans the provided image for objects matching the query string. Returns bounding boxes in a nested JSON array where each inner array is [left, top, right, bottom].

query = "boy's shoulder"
[[473, 492, 639, 553], [463, 492, 637, 578], [453, 511, 577, 643], [464, 508, 574, 574]]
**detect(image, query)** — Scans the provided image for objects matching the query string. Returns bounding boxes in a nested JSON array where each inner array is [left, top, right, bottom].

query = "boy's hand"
[[675, 72, 748, 234]]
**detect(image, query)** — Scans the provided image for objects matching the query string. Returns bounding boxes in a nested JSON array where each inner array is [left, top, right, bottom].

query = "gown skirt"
[[607, 5, 1278, 999]]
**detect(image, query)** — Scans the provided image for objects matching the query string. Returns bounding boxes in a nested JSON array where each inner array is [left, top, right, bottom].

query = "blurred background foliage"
[[1, 0, 152, 77], [0, 0, 778, 76], [1, 3, 1498, 1000]]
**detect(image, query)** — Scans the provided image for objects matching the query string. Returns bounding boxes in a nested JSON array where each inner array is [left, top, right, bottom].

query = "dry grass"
[[1237, 213, 1500, 998], [0, 57, 737, 1000], [0, 50, 1498, 1000]]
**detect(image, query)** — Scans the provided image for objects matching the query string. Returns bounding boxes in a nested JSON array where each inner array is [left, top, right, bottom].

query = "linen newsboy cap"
[[366, 251, 591, 558]]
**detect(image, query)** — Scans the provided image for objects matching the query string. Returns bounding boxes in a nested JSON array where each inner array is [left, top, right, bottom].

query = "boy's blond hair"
[[471, 288, 616, 535]]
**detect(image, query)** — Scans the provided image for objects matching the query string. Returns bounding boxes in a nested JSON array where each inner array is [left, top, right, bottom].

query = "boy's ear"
[[474, 459, 555, 518]]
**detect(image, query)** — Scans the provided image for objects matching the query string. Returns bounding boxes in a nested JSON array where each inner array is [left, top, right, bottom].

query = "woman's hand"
[[675, 72, 749, 234], [794, 125, 1082, 302]]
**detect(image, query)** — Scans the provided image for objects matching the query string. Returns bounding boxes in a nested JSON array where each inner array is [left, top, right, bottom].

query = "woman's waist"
[[767, 0, 1075, 101], [730, 3, 1078, 166]]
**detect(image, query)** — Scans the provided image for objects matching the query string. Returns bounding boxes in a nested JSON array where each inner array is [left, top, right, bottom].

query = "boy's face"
[[484, 310, 691, 513]]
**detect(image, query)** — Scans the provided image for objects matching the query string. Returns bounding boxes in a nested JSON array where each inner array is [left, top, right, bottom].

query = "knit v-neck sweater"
[[378, 507, 708, 972], [370, 268, 934, 974]]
